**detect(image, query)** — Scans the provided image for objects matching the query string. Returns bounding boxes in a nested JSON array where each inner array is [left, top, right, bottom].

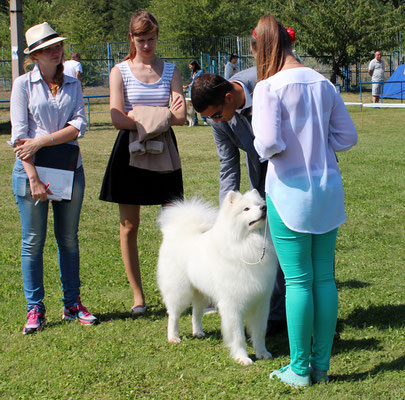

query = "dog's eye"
[[244, 207, 250, 211]]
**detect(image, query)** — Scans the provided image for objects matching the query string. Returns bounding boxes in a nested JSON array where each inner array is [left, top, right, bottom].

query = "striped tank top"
[[116, 60, 175, 112]]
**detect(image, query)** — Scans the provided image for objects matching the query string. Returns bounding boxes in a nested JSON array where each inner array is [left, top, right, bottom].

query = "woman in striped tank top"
[[100, 11, 186, 316]]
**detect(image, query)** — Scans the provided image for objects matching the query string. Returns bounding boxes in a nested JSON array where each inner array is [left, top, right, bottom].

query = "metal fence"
[[1, 34, 404, 91]]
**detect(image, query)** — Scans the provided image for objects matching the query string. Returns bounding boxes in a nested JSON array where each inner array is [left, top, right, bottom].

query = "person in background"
[[224, 53, 239, 80], [64, 52, 83, 82], [187, 60, 208, 126], [368, 50, 385, 103], [10, 22, 97, 334], [99, 11, 186, 316], [252, 15, 357, 387]]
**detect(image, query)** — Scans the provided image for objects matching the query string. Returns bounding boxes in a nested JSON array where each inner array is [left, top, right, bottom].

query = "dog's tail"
[[158, 197, 217, 236]]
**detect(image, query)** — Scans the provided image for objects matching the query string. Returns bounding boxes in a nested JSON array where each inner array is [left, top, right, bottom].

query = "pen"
[[34, 183, 50, 206]]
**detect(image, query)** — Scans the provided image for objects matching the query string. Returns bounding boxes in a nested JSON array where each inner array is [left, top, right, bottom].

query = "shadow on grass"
[[87, 122, 112, 131], [333, 337, 383, 354], [0, 121, 11, 135], [336, 279, 371, 289], [343, 304, 405, 329], [331, 355, 405, 382], [96, 304, 168, 323]]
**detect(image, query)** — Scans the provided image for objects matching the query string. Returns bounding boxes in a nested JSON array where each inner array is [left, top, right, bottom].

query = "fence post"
[[87, 97, 91, 130], [9, 0, 24, 82], [237, 36, 241, 71], [107, 42, 113, 77]]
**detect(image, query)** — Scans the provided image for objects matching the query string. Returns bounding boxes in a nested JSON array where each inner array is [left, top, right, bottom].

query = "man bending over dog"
[[191, 69, 286, 335]]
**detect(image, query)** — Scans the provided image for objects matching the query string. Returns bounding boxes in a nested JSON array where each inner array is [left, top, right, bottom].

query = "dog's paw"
[[168, 336, 181, 344], [237, 356, 254, 366], [192, 330, 206, 338], [256, 350, 272, 360]]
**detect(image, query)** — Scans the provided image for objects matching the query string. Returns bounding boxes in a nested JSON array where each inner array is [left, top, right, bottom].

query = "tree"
[[108, 0, 150, 41], [150, 0, 267, 40], [273, 0, 405, 82]]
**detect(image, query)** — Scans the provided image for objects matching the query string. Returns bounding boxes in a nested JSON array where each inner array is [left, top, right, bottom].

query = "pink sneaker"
[[23, 306, 46, 335], [62, 297, 97, 325]]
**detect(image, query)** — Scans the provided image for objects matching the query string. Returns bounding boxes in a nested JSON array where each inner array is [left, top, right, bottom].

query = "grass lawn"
[[0, 104, 404, 399]]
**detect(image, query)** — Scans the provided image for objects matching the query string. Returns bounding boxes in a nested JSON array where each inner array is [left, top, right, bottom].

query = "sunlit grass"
[[0, 105, 404, 399]]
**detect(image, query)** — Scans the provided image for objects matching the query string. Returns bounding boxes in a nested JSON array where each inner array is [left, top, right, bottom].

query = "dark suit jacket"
[[210, 66, 267, 203]]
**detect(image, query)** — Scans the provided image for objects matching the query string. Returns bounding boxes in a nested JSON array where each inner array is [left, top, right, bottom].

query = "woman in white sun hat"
[[10, 22, 97, 334]]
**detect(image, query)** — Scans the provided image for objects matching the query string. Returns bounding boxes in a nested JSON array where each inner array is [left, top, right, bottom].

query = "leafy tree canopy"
[[270, 0, 405, 81], [0, 0, 403, 81], [149, 0, 269, 40]]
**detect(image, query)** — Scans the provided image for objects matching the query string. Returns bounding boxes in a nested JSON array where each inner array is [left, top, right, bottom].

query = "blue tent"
[[381, 64, 405, 100]]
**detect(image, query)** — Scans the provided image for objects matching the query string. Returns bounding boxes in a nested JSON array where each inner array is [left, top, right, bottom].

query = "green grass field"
[[0, 104, 404, 399]]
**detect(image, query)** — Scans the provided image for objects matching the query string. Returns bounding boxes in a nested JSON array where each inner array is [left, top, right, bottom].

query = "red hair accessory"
[[252, 29, 257, 39], [286, 27, 296, 43]]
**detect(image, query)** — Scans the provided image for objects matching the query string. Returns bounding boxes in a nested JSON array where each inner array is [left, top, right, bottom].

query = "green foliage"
[[108, 0, 150, 41], [273, 0, 405, 82], [0, 0, 150, 50], [150, 0, 268, 40]]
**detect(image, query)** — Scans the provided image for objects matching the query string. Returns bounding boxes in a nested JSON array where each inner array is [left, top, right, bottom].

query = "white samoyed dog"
[[157, 189, 278, 365]]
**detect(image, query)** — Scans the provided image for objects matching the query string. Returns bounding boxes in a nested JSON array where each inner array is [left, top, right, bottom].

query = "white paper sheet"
[[36, 166, 74, 200]]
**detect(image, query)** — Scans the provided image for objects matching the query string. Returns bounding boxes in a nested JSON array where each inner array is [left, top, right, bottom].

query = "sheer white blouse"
[[252, 67, 358, 234]]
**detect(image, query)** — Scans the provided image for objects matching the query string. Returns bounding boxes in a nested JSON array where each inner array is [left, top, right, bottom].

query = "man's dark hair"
[[191, 73, 233, 112]]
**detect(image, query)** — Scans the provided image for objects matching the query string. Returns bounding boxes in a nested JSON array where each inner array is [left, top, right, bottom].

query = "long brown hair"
[[255, 15, 292, 81], [124, 11, 159, 61], [24, 43, 65, 97]]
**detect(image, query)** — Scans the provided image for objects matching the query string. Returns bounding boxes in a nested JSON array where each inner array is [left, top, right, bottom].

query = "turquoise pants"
[[266, 196, 338, 375]]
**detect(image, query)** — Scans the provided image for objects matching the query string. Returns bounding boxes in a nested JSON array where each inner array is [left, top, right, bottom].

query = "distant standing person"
[[368, 51, 385, 103], [224, 53, 239, 80], [187, 60, 208, 126], [64, 52, 83, 82]]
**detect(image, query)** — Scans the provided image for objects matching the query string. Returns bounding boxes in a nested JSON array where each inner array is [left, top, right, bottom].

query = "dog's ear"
[[225, 190, 241, 204], [251, 188, 265, 200]]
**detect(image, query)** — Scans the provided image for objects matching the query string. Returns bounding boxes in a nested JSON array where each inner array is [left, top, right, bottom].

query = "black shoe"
[[266, 320, 287, 336]]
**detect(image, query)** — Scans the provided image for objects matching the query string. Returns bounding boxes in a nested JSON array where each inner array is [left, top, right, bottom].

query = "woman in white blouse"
[[10, 23, 96, 334], [252, 15, 357, 387]]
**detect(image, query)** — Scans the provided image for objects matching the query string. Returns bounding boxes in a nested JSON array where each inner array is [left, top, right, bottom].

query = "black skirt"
[[99, 129, 183, 205]]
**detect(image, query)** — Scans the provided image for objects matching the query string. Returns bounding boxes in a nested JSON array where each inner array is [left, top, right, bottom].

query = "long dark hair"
[[124, 11, 159, 61], [254, 15, 292, 81], [189, 60, 201, 72]]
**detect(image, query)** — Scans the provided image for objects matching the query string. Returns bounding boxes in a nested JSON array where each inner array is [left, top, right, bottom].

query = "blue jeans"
[[266, 196, 338, 375], [12, 159, 85, 313]]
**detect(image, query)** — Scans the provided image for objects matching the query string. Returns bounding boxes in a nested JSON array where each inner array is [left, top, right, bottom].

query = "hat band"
[[27, 33, 59, 52]]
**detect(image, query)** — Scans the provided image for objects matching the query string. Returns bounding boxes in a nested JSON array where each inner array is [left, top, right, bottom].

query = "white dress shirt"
[[10, 65, 86, 144], [252, 67, 357, 234]]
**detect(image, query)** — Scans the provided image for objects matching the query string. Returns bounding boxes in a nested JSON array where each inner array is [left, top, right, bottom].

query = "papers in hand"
[[36, 166, 73, 200], [34, 143, 80, 201]]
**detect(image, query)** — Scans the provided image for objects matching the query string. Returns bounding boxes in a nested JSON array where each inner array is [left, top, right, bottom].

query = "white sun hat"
[[24, 22, 66, 55]]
